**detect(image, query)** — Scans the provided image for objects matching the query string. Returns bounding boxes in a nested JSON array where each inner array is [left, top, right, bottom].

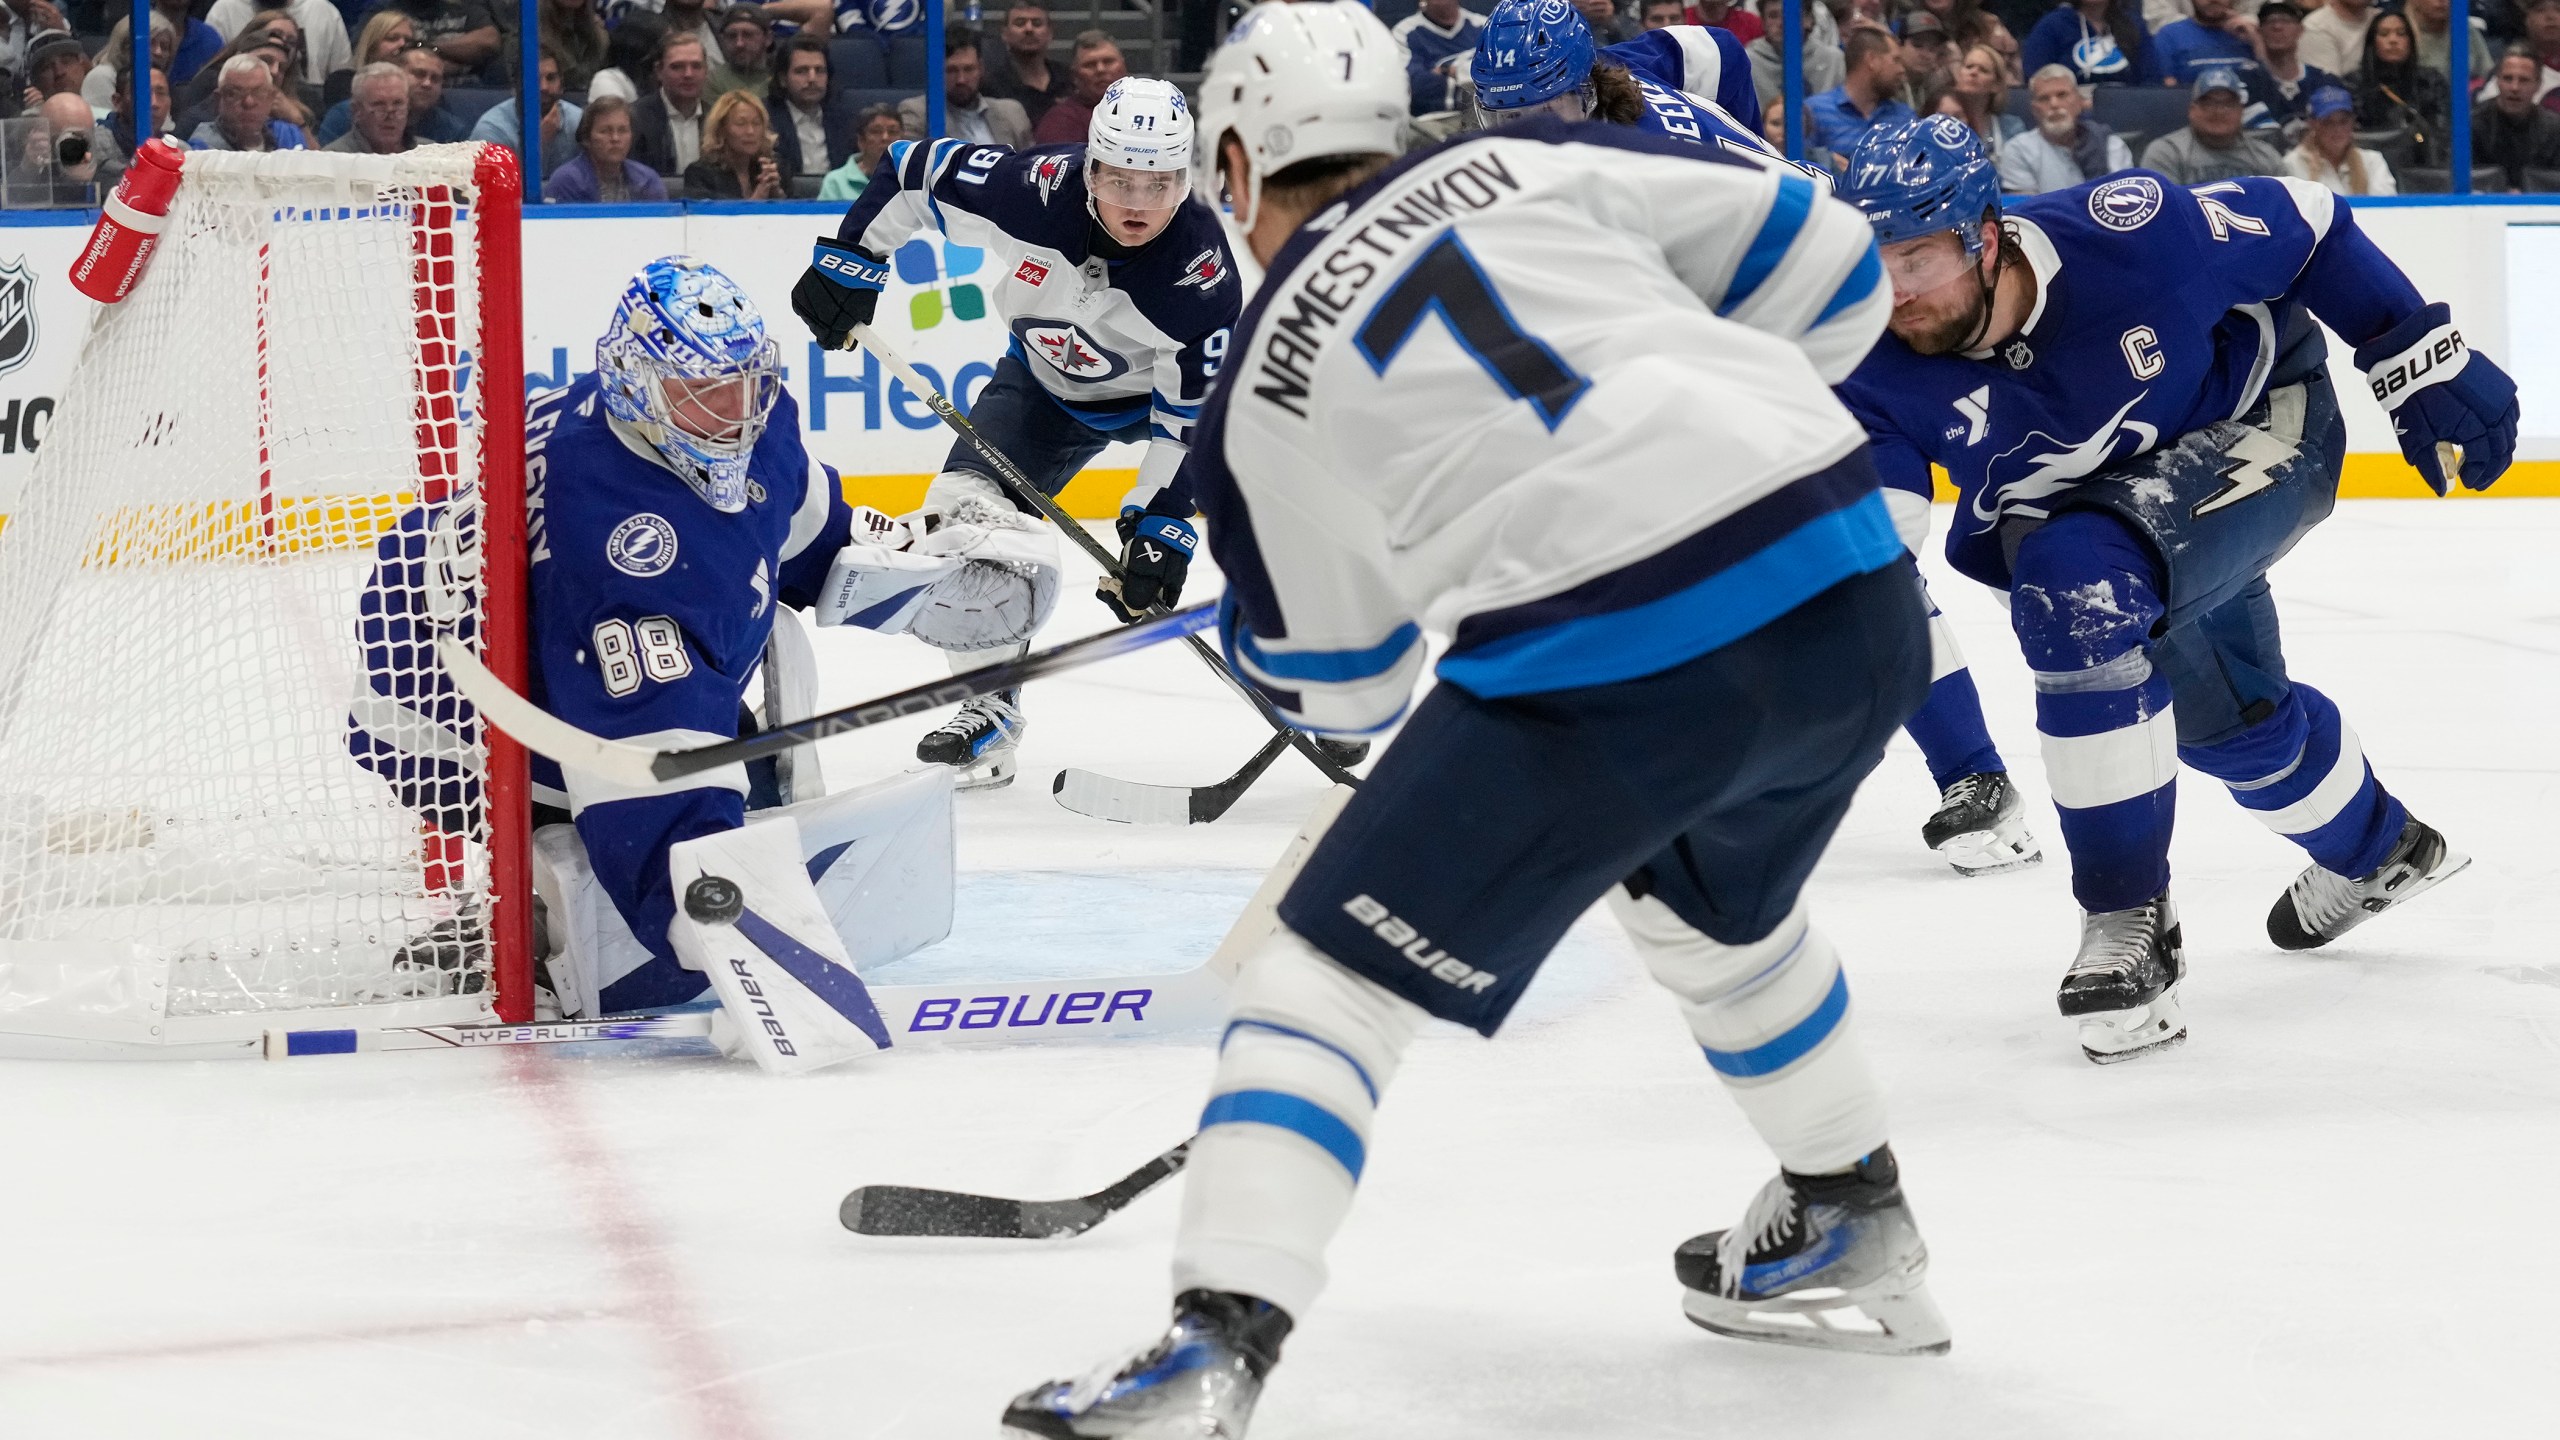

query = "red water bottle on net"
[[69, 136, 189, 305]]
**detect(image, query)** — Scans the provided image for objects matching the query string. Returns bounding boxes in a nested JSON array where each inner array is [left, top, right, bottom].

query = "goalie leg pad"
[[669, 816, 891, 1075], [1173, 923, 1425, 1320], [1610, 891, 1889, 1176]]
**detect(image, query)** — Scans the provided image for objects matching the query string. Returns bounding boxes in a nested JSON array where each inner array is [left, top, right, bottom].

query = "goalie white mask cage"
[[0, 145, 531, 1057]]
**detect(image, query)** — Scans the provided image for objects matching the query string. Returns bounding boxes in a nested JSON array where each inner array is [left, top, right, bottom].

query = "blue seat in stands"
[[442, 86, 509, 125], [830, 35, 892, 91]]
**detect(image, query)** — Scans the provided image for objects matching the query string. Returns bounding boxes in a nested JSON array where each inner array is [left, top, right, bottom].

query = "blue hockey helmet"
[[1839, 115, 2002, 255], [1471, 0, 1596, 116], [596, 256, 782, 514]]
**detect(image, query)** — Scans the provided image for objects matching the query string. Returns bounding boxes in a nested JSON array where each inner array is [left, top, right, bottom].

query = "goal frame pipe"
[[475, 144, 536, 1024]]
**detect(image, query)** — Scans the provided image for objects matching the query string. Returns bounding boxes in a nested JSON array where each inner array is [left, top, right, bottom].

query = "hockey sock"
[[1608, 893, 1887, 1174], [2179, 683, 2407, 879], [1172, 925, 1423, 1321], [1905, 666, 2005, 791], [2012, 512, 2179, 913]]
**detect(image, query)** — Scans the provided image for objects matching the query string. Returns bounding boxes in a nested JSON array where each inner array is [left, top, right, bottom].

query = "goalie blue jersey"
[[349, 377, 855, 1008], [1834, 173, 2426, 590]]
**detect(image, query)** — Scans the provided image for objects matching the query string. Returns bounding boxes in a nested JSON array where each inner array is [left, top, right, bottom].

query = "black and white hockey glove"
[[2354, 301, 2519, 494], [1097, 507, 1197, 623], [792, 236, 890, 350]]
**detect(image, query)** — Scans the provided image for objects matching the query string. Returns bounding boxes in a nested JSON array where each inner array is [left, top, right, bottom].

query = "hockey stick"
[[1052, 730, 1291, 826], [847, 325, 1361, 799], [841, 1140, 1191, 1239], [435, 602, 1214, 790]]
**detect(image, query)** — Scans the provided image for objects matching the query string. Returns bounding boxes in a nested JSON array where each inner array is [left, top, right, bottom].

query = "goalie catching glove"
[[792, 236, 889, 349], [1097, 507, 1198, 622], [2355, 301, 2519, 495], [815, 492, 1063, 651]]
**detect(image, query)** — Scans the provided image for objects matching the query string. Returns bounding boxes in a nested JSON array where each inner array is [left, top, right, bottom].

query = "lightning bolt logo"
[[2189, 426, 2296, 517]]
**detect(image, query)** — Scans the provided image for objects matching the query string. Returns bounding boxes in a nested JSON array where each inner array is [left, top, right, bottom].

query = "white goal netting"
[[0, 146, 519, 1048]]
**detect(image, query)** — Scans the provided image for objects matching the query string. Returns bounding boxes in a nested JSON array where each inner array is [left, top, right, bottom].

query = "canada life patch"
[[1014, 257, 1051, 286], [1011, 318, 1130, 381], [1175, 248, 1227, 291], [2087, 175, 2164, 232], [606, 513, 680, 577]]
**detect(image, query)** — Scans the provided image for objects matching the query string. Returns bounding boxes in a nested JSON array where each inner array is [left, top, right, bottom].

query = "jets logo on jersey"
[[2087, 176, 2163, 232], [1012, 318, 1131, 381], [1025, 153, 1076, 205], [1014, 257, 1051, 286], [606, 513, 680, 577], [1175, 248, 1227, 292], [1969, 393, 2160, 532]]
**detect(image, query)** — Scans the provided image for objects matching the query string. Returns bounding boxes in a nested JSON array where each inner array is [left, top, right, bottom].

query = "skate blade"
[[952, 753, 1019, 793], [1933, 826, 2043, 877], [2077, 989, 2186, 1065], [1681, 1276, 1952, 1357]]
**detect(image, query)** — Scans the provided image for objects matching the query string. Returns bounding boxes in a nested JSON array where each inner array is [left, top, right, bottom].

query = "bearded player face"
[[1883, 229, 1996, 357]]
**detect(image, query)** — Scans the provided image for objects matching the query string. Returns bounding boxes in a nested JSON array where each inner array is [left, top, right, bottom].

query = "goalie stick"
[[847, 326, 1361, 803], [435, 602, 1214, 789]]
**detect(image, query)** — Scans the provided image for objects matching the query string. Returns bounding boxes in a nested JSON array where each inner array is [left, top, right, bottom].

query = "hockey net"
[[0, 145, 529, 1054]]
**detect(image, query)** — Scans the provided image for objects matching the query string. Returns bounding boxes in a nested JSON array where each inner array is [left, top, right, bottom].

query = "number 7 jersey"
[[1188, 116, 1896, 736]]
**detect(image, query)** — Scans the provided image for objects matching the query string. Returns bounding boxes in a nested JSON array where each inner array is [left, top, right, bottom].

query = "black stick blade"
[[837, 1141, 1192, 1241]]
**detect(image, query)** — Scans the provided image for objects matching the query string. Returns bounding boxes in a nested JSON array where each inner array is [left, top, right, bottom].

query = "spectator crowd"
[[3, 0, 2557, 207]]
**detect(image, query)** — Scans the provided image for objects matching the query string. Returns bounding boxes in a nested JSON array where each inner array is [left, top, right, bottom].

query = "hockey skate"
[[1001, 1289, 1291, 1440], [1921, 771, 2041, 876], [1673, 1145, 1951, 1357], [372, 908, 489, 1000], [915, 689, 1025, 791], [2057, 892, 2186, 1064], [2267, 816, 2469, 952]]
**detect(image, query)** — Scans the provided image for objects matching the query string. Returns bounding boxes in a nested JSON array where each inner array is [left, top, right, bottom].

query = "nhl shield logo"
[[0, 257, 38, 380]]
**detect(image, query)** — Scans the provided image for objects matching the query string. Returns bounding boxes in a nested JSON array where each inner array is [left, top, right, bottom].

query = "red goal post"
[[0, 143, 533, 1056]]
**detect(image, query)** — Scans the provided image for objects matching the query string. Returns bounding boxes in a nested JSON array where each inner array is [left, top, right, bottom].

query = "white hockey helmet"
[[1194, 1, 1410, 229]]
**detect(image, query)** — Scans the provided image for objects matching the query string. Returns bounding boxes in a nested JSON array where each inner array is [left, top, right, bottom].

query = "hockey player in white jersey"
[[790, 78, 1243, 790], [1001, 7, 1948, 1436], [1467, 0, 2038, 875]]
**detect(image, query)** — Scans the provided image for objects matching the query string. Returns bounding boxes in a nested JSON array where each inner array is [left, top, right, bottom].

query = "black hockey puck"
[[683, 875, 744, 925]]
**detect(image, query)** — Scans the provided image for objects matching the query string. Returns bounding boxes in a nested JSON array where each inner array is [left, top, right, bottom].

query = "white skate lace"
[[1939, 774, 1995, 812], [927, 693, 1023, 743], [2068, 904, 2158, 982], [1714, 1175, 1801, 1298], [2285, 865, 2362, 940]]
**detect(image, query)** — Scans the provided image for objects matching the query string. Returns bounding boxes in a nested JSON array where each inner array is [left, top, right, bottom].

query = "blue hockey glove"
[[1097, 508, 1197, 622], [2354, 301, 2519, 494], [792, 237, 890, 349]]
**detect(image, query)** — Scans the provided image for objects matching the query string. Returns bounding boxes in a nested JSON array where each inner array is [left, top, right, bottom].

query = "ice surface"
[[2, 502, 2554, 1438]]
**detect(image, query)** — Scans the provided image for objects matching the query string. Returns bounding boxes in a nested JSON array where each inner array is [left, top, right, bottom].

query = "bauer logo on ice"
[[0, 257, 37, 379], [606, 513, 680, 577]]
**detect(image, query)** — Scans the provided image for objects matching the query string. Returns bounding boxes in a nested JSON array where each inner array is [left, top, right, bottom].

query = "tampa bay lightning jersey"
[[350, 376, 855, 1006], [1605, 24, 1758, 129], [1835, 172, 2425, 589], [1191, 117, 1894, 737], [834, 140, 1239, 452]]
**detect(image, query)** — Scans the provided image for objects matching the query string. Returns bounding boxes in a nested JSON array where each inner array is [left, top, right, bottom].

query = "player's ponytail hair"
[[1589, 64, 1646, 126]]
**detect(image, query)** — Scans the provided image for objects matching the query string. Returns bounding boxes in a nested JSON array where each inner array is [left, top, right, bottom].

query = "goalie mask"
[[596, 257, 783, 513]]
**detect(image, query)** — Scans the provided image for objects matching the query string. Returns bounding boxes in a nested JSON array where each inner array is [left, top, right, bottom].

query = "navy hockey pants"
[[945, 354, 1148, 505], [1276, 562, 1929, 1036], [2000, 374, 2405, 910]]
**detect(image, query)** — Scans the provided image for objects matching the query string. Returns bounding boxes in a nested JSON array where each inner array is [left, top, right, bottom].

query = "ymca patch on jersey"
[[2087, 176, 2163, 232], [1013, 318, 1131, 381], [606, 513, 680, 577]]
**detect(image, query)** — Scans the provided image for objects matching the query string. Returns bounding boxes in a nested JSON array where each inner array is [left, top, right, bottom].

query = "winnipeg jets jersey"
[[1606, 25, 1758, 128], [1193, 117, 1895, 737], [834, 140, 1239, 460], [1837, 173, 2425, 591], [350, 377, 856, 1008]]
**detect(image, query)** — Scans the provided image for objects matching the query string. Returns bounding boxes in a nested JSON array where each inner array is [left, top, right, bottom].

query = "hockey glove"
[[1096, 507, 1197, 623], [792, 237, 890, 350], [2354, 301, 2519, 494]]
